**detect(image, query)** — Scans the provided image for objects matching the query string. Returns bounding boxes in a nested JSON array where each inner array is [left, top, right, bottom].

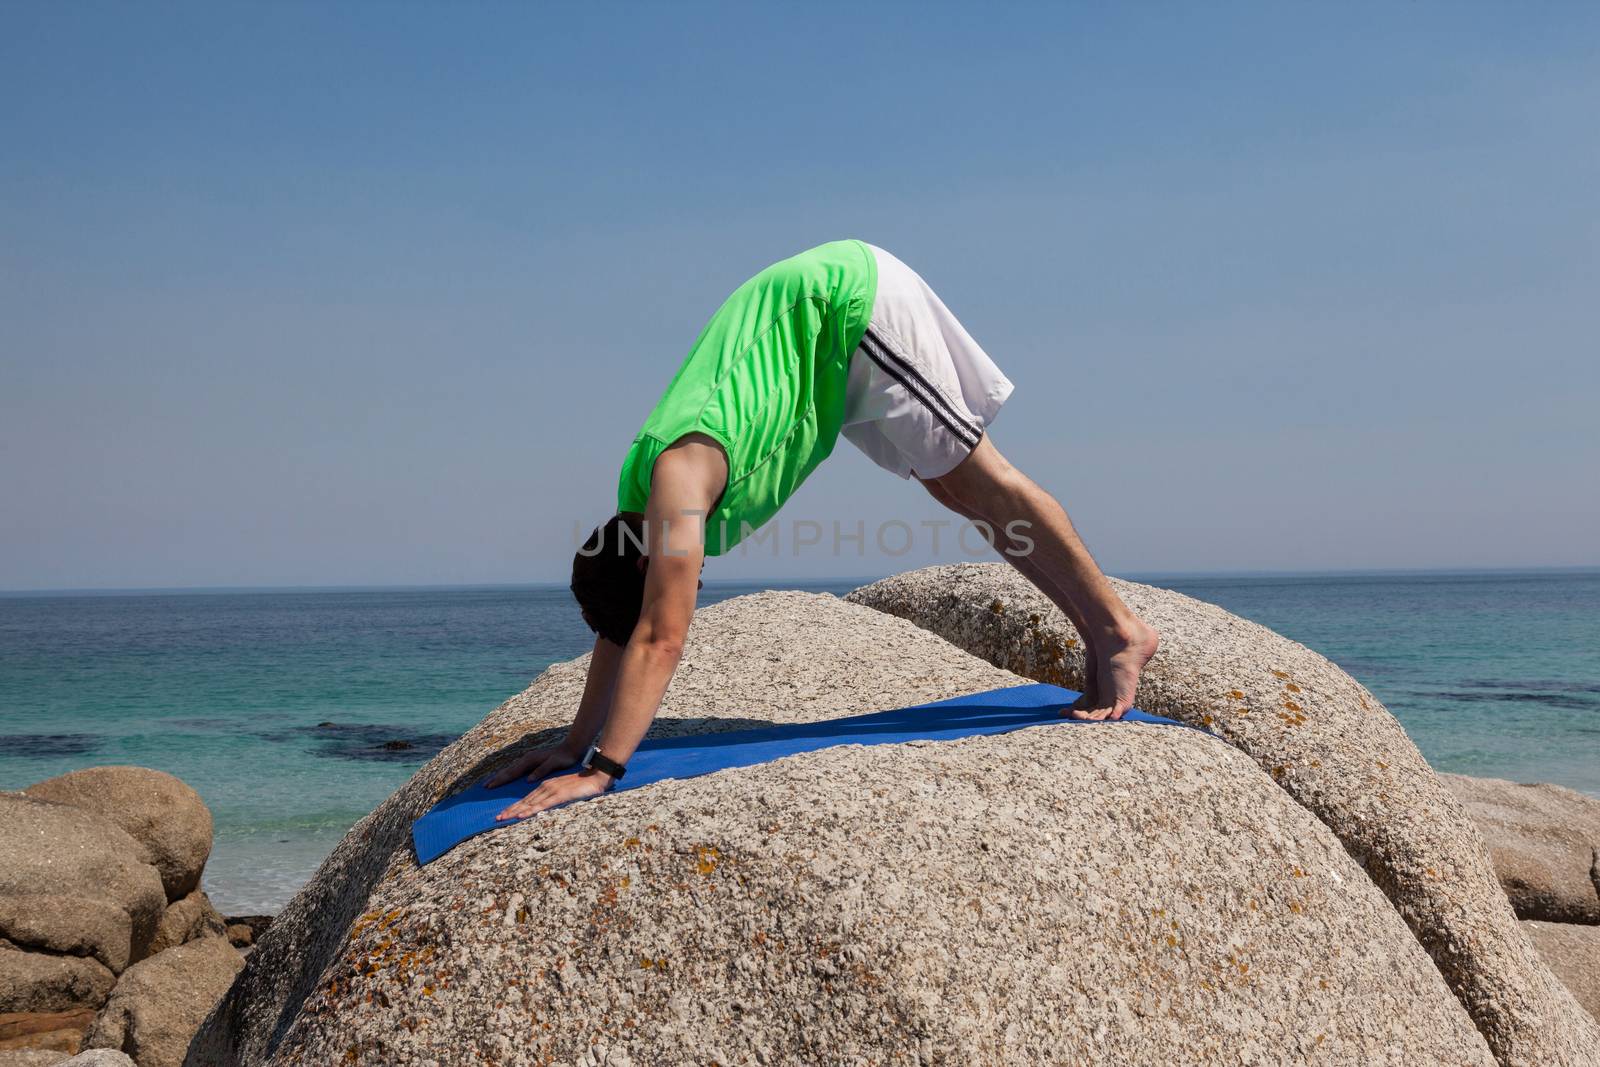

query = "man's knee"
[[931, 439, 1033, 514], [919, 475, 959, 511]]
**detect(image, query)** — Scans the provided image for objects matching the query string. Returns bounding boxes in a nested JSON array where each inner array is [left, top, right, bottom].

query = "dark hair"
[[571, 513, 647, 646]]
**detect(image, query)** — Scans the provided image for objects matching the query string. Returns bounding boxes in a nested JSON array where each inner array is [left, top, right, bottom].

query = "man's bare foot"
[[1067, 618, 1160, 721]]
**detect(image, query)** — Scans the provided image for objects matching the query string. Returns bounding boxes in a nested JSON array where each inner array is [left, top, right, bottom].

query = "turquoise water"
[[1156, 570, 1600, 792], [3, 571, 1596, 913]]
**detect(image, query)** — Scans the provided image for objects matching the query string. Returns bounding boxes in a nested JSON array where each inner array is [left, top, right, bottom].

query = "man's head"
[[570, 513, 648, 647]]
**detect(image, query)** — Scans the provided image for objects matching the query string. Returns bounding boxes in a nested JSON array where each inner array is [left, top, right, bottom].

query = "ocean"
[[3, 570, 1596, 915]]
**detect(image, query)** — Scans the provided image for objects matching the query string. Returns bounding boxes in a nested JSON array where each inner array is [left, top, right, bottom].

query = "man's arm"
[[496, 440, 719, 819], [587, 477, 704, 766], [484, 634, 622, 789]]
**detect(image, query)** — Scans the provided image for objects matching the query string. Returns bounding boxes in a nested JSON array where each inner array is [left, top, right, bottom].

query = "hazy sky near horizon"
[[3, 3, 1597, 589]]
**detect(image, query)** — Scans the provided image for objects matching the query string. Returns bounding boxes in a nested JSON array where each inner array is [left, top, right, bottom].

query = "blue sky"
[[2, 3, 1596, 588]]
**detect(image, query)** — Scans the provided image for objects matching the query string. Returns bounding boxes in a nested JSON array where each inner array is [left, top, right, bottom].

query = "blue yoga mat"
[[411, 682, 1194, 865]]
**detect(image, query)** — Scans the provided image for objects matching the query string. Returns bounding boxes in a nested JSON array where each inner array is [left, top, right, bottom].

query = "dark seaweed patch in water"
[[272, 723, 461, 763], [4, 733, 99, 758], [1430, 690, 1598, 711], [167, 716, 248, 731], [1456, 679, 1600, 696]]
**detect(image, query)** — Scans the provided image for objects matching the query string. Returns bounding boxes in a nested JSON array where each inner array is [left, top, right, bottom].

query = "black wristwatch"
[[581, 741, 626, 783]]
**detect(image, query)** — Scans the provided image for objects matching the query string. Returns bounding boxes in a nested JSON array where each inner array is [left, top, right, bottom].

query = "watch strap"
[[583, 743, 627, 781]]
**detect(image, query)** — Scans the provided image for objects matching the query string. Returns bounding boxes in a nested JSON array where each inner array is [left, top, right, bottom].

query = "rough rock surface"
[[83, 938, 241, 1067], [191, 592, 1495, 1066], [0, 1051, 73, 1067], [0, 1008, 93, 1057], [64, 1053, 135, 1067], [1443, 774, 1600, 924], [0, 951, 114, 1017], [147, 894, 227, 958], [1523, 921, 1600, 1022], [187, 592, 1017, 1066], [0, 794, 166, 983], [0, 1035, 76, 1060], [24, 769, 213, 903], [276, 724, 1494, 1065], [1, 1052, 138, 1067], [848, 564, 1600, 1064]]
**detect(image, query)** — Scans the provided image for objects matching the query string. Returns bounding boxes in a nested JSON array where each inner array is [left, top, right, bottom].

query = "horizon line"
[[4, 562, 1599, 598]]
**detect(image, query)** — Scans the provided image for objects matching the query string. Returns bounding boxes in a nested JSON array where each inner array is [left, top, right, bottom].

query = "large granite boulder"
[[0, 794, 166, 987], [1522, 921, 1600, 1022], [24, 769, 213, 904], [190, 592, 1497, 1065], [82, 938, 241, 1067], [1443, 774, 1600, 924], [846, 563, 1600, 1065], [274, 716, 1494, 1065], [187, 591, 1016, 1066]]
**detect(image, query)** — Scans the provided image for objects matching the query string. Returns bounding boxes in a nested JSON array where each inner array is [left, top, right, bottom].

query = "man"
[[491, 239, 1159, 820]]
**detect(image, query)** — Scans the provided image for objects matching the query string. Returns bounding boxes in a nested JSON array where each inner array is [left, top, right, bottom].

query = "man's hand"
[[494, 769, 612, 821], [484, 738, 584, 789]]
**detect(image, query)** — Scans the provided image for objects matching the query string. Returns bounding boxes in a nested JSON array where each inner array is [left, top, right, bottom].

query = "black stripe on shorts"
[[859, 325, 984, 450]]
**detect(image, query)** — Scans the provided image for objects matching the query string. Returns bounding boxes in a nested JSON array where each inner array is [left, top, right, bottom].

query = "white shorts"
[[841, 244, 1014, 480]]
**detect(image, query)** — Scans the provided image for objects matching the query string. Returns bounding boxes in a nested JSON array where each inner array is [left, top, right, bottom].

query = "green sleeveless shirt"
[[616, 239, 877, 555]]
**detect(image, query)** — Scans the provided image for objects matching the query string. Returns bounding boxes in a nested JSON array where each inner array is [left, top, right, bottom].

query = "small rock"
[[219, 915, 272, 945], [147, 891, 226, 955], [58, 1051, 136, 1066]]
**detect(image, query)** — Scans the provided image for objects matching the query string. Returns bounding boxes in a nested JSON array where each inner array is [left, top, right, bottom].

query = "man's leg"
[[920, 477, 1105, 711], [925, 435, 1160, 720]]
